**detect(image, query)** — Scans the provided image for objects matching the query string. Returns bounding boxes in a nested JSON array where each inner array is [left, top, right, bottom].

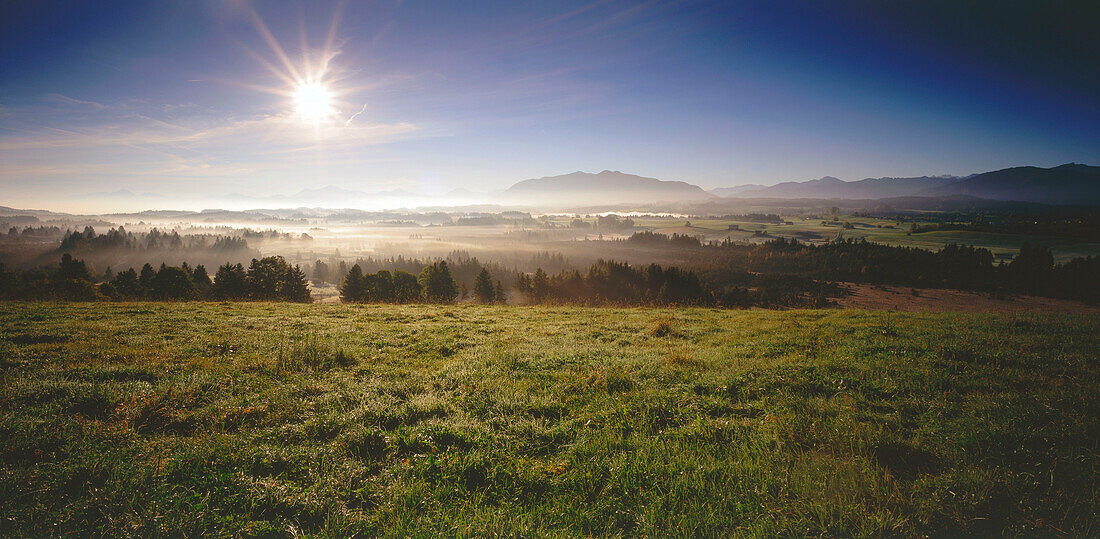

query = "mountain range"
[[719, 175, 960, 199], [916, 164, 1100, 205], [44, 163, 1100, 213], [710, 164, 1100, 205]]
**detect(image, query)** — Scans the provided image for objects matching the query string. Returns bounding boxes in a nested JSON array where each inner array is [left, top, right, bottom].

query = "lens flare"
[[293, 80, 334, 122]]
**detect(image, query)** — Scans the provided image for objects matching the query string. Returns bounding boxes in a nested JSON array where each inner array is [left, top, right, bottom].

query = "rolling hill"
[[724, 175, 960, 199], [712, 164, 1099, 205], [918, 163, 1100, 205]]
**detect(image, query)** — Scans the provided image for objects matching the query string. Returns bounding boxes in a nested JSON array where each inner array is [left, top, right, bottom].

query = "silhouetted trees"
[[340, 264, 426, 303], [339, 265, 365, 302], [474, 269, 495, 303], [151, 265, 194, 300], [192, 264, 212, 294], [418, 261, 458, 303], [212, 263, 247, 299], [282, 264, 311, 302], [509, 260, 709, 306], [3, 236, 1099, 306], [237, 256, 309, 302], [55, 253, 97, 300], [110, 268, 141, 297], [1006, 242, 1054, 295], [2, 255, 314, 302], [392, 270, 421, 303]]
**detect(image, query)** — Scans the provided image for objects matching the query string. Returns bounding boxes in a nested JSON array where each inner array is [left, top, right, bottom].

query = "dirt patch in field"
[[836, 283, 1100, 314]]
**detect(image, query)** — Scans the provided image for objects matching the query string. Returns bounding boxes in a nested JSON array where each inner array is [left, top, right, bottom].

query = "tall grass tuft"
[[276, 332, 358, 372]]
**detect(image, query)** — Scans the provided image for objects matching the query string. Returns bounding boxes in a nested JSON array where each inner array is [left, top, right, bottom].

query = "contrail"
[[345, 103, 368, 127]]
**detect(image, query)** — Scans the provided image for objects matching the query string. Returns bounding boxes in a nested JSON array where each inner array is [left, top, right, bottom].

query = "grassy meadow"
[[1, 302, 1098, 536]]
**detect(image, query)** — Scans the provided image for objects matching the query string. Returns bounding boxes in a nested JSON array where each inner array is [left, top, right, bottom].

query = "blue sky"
[[1, 0, 1098, 209]]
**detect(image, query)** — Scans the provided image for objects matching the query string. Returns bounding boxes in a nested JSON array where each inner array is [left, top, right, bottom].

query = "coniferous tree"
[[282, 264, 312, 302], [474, 269, 494, 303], [392, 269, 421, 303], [516, 273, 532, 299], [340, 264, 365, 302], [245, 256, 289, 300], [212, 263, 247, 299], [58, 253, 92, 282], [312, 260, 330, 284], [138, 263, 156, 296], [192, 264, 212, 296], [152, 265, 195, 300], [373, 270, 395, 302], [418, 261, 457, 303], [111, 268, 141, 298], [532, 268, 549, 303]]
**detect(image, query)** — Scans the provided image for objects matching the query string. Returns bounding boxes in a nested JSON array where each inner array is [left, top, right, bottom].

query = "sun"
[[292, 80, 335, 122]]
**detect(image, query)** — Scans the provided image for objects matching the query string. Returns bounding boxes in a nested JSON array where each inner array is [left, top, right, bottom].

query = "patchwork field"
[[1, 302, 1098, 536], [629, 215, 1100, 262]]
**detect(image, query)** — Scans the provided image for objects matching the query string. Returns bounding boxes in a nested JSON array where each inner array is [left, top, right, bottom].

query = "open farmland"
[[1, 302, 1098, 536], [628, 214, 1100, 263]]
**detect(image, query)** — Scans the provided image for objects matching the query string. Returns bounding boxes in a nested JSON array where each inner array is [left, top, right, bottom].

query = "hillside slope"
[[919, 163, 1100, 205]]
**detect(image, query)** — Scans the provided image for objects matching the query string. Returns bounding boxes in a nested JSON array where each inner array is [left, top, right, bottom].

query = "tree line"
[[0, 255, 311, 302], [338, 259, 712, 306], [339, 261, 509, 304], [59, 226, 249, 252], [635, 234, 1099, 304]]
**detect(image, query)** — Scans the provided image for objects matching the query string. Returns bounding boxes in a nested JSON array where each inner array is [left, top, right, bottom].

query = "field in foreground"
[[1, 303, 1098, 537]]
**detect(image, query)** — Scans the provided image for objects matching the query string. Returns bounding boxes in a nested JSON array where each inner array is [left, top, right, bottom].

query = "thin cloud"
[[42, 93, 110, 110]]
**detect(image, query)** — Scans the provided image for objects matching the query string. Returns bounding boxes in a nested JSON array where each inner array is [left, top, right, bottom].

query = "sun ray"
[[250, 10, 303, 82], [241, 46, 299, 88], [238, 6, 361, 129], [323, 2, 344, 69]]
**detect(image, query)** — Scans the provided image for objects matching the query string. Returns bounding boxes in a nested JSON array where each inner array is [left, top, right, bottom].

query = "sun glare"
[[293, 80, 334, 122]]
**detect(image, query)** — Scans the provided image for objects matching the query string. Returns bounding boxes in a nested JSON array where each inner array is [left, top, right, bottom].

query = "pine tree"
[[418, 261, 457, 303], [192, 264, 212, 296], [138, 263, 156, 297], [532, 268, 549, 303], [392, 269, 421, 303], [474, 269, 494, 303], [152, 265, 195, 300], [212, 263, 247, 299], [282, 265, 312, 303], [245, 256, 291, 300], [340, 264, 365, 302]]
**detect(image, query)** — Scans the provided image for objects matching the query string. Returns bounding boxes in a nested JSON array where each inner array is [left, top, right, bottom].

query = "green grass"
[[1, 302, 1098, 536]]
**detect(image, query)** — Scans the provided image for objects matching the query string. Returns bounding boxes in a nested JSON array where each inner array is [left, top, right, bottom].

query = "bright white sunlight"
[[292, 79, 334, 122], [3, 1, 1100, 537]]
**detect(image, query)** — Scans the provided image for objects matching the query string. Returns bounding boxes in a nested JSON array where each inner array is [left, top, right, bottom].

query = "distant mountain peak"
[[919, 163, 1100, 205], [501, 170, 713, 207], [715, 174, 961, 199]]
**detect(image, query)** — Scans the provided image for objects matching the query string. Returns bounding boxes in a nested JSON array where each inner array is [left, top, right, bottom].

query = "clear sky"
[[2, 0, 1098, 209]]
